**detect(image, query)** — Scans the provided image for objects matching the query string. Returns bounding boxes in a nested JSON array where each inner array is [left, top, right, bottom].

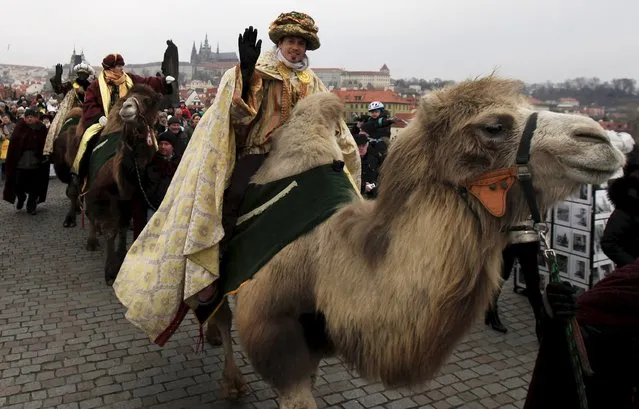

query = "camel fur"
[[52, 107, 84, 227], [207, 77, 625, 409], [84, 84, 161, 285]]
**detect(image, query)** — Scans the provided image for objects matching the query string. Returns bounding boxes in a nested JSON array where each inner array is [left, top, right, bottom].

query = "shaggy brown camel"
[[51, 107, 84, 227], [84, 85, 162, 285], [209, 77, 625, 408]]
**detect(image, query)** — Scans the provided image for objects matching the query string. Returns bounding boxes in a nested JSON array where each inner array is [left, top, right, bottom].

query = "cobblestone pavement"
[[1, 180, 539, 409]]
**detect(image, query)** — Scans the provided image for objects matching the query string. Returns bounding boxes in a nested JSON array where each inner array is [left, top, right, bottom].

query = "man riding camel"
[[70, 53, 175, 190], [113, 11, 361, 346], [43, 61, 95, 157]]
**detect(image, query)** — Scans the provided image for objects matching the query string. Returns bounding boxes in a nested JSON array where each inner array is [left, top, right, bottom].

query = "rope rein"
[[537, 225, 592, 409]]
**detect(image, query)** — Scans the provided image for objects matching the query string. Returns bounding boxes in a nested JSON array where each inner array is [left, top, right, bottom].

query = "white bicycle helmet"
[[368, 101, 384, 111]]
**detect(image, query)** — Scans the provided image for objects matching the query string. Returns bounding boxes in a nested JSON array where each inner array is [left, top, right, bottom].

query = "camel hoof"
[[86, 238, 100, 251], [220, 377, 249, 401], [105, 278, 115, 286], [63, 218, 77, 228]]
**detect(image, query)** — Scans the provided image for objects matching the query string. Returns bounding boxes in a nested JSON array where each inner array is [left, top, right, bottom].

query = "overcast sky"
[[2, 0, 636, 83]]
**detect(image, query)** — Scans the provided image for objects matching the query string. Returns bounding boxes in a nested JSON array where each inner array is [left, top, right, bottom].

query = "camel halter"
[[461, 112, 592, 409], [460, 113, 540, 220], [125, 96, 154, 147]]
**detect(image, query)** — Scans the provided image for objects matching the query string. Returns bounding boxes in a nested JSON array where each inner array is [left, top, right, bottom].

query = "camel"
[[51, 107, 84, 227], [206, 77, 625, 409], [84, 85, 162, 285]]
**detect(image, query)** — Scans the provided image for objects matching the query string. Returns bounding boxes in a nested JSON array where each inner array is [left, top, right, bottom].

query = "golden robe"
[[113, 49, 361, 342]]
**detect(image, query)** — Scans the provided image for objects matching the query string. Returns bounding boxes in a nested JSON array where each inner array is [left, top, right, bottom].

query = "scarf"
[[100, 70, 133, 115], [276, 47, 309, 71]]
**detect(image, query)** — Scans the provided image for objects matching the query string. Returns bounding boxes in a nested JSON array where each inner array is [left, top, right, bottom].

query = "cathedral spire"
[[191, 41, 198, 64], [216, 41, 219, 54], [204, 33, 209, 48]]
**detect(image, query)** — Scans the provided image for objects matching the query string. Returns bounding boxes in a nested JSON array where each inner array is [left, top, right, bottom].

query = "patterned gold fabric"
[[43, 88, 81, 155], [113, 51, 360, 342]]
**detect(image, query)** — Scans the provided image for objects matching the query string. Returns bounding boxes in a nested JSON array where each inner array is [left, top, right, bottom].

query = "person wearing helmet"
[[360, 101, 395, 144]]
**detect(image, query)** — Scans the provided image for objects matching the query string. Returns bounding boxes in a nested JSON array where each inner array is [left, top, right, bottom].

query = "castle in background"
[[189, 34, 238, 83]]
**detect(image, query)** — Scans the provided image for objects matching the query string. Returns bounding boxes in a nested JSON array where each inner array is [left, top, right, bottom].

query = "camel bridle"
[[460, 111, 594, 408]]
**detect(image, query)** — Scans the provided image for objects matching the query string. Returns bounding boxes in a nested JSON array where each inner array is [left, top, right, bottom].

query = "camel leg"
[[86, 219, 100, 251], [104, 230, 117, 286], [280, 379, 317, 409], [63, 184, 78, 228], [212, 301, 249, 400], [206, 319, 223, 347], [236, 300, 318, 409]]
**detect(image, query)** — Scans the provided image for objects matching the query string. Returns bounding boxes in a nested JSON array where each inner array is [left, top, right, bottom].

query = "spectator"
[[142, 132, 181, 220], [2, 109, 49, 214], [601, 145, 639, 267], [184, 113, 201, 140], [158, 116, 188, 154]]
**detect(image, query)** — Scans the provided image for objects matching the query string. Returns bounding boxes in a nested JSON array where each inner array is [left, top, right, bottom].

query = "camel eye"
[[484, 124, 503, 135]]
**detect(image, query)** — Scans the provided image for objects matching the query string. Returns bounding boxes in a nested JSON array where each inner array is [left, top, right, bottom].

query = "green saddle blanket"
[[197, 161, 356, 322], [58, 116, 80, 137], [87, 132, 122, 190]]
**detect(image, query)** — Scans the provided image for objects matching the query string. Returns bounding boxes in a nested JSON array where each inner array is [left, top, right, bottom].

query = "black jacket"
[[143, 153, 181, 210], [360, 113, 394, 140], [601, 149, 639, 267], [360, 141, 386, 198]]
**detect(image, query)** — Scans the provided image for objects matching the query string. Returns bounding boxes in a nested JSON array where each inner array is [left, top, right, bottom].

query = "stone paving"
[[0, 180, 540, 409]]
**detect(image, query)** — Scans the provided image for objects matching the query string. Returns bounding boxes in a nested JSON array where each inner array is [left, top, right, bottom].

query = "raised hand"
[[238, 26, 262, 71], [55, 64, 63, 79]]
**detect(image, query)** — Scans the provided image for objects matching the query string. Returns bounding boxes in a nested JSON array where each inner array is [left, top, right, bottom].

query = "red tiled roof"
[[559, 97, 578, 102], [331, 89, 409, 104], [527, 97, 545, 105], [392, 112, 416, 128]]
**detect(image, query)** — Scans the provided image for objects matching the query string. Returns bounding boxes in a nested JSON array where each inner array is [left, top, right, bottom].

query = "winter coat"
[[360, 113, 394, 140], [360, 140, 386, 198], [601, 147, 639, 267], [142, 152, 181, 210], [2, 120, 49, 203]]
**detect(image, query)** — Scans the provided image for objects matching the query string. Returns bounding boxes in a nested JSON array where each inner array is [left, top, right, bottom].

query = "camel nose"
[[573, 128, 610, 145]]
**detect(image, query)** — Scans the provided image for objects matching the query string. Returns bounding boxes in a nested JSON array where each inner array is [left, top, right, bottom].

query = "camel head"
[[387, 76, 625, 225], [116, 85, 162, 155], [119, 85, 162, 126]]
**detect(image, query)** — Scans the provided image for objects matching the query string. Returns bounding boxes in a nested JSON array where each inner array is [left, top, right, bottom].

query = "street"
[[0, 180, 539, 409]]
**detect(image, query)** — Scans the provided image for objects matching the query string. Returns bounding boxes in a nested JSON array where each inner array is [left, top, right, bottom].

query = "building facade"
[[331, 89, 411, 120], [340, 64, 391, 89]]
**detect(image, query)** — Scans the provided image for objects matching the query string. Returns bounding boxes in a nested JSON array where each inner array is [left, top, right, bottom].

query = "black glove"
[[238, 26, 262, 102], [55, 64, 63, 81], [545, 281, 578, 320]]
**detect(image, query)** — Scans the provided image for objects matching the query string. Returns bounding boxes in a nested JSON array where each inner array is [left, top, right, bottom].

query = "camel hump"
[[66, 107, 83, 120], [292, 92, 345, 124]]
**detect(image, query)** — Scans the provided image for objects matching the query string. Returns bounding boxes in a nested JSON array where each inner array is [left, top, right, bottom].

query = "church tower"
[[190, 41, 198, 64]]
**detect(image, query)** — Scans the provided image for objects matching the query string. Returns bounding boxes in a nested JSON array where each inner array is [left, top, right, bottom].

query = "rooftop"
[[331, 89, 409, 104]]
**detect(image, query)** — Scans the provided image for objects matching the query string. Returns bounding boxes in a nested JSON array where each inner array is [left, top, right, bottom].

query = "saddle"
[[194, 161, 356, 323]]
